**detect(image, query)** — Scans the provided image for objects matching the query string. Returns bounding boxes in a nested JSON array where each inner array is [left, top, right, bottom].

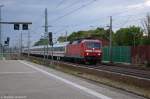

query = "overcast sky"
[[0, 0, 150, 47]]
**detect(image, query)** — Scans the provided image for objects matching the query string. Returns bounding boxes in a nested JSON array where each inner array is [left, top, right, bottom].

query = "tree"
[[66, 28, 111, 42], [114, 26, 143, 46], [34, 38, 48, 46], [57, 36, 67, 42], [142, 13, 150, 37], [140, 36, 150, 45]]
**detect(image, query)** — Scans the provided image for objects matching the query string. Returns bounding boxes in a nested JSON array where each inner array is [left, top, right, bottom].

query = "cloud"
[[145, 0, 150, 6], [127, 0, 150, 9], [127, 3, 144, 9]]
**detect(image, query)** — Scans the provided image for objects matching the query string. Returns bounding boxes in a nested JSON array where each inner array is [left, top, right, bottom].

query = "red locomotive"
[[65, 39, 102, 64]]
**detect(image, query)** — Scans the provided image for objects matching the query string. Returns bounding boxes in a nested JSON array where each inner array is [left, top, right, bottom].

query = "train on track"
[[23, 38, 102, 64]]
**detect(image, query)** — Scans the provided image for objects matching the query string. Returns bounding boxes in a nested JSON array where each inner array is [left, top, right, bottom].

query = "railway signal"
[[4, 37, 10, 46], [14, 23, 29, 30], [4, 41, 7, 45], [22, 24, 28, 30], [7, 37, 10, 43], [14, 24, 20, 30], [48, 32, 53, 45]]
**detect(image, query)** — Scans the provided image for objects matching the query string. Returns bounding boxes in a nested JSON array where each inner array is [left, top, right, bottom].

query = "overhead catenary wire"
[[37, 1, 149, 43], [86, 3, 149, 27], [114, 16, 134, 28], [44, 0, 100, 40], [61, 0, 82, 10], [48, 23, 106, 28], [113, 16, 145, 29], [56, 0, 66, 8], [50, 0, 98, 23], [113, 12, 147, 28], [51, 0, 148, 33], [53, 14, 146, 40]]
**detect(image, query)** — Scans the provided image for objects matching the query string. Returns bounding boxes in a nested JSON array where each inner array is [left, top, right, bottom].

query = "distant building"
[[98, 39, 109, 47]]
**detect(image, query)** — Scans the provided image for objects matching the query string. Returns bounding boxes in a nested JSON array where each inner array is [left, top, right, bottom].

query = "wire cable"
[[62, 0, 81, 10], [56, 0, 66, 8], [50, 0, 97, 23]]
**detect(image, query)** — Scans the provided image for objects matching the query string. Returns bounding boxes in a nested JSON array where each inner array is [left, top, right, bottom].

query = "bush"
[[146, 62, 150, 67], [140, 37, 150, 45], [146, 61, 150, 68]]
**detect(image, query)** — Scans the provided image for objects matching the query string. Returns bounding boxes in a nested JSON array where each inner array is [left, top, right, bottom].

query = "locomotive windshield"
[[86, 42, 101, 49]]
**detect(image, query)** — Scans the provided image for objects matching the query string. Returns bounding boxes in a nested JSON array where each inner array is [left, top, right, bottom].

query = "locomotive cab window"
[[86, 42, 101, 49]]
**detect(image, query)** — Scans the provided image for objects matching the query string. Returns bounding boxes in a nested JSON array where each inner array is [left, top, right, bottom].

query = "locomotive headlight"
[[98, 53, 101, 56], [86, 52, 89, 55]]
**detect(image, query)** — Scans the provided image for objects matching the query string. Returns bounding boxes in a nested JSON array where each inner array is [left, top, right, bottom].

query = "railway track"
[[22, 55, 150, 81], [57, 61, 150, 81], [95, 65, 150, 80]]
